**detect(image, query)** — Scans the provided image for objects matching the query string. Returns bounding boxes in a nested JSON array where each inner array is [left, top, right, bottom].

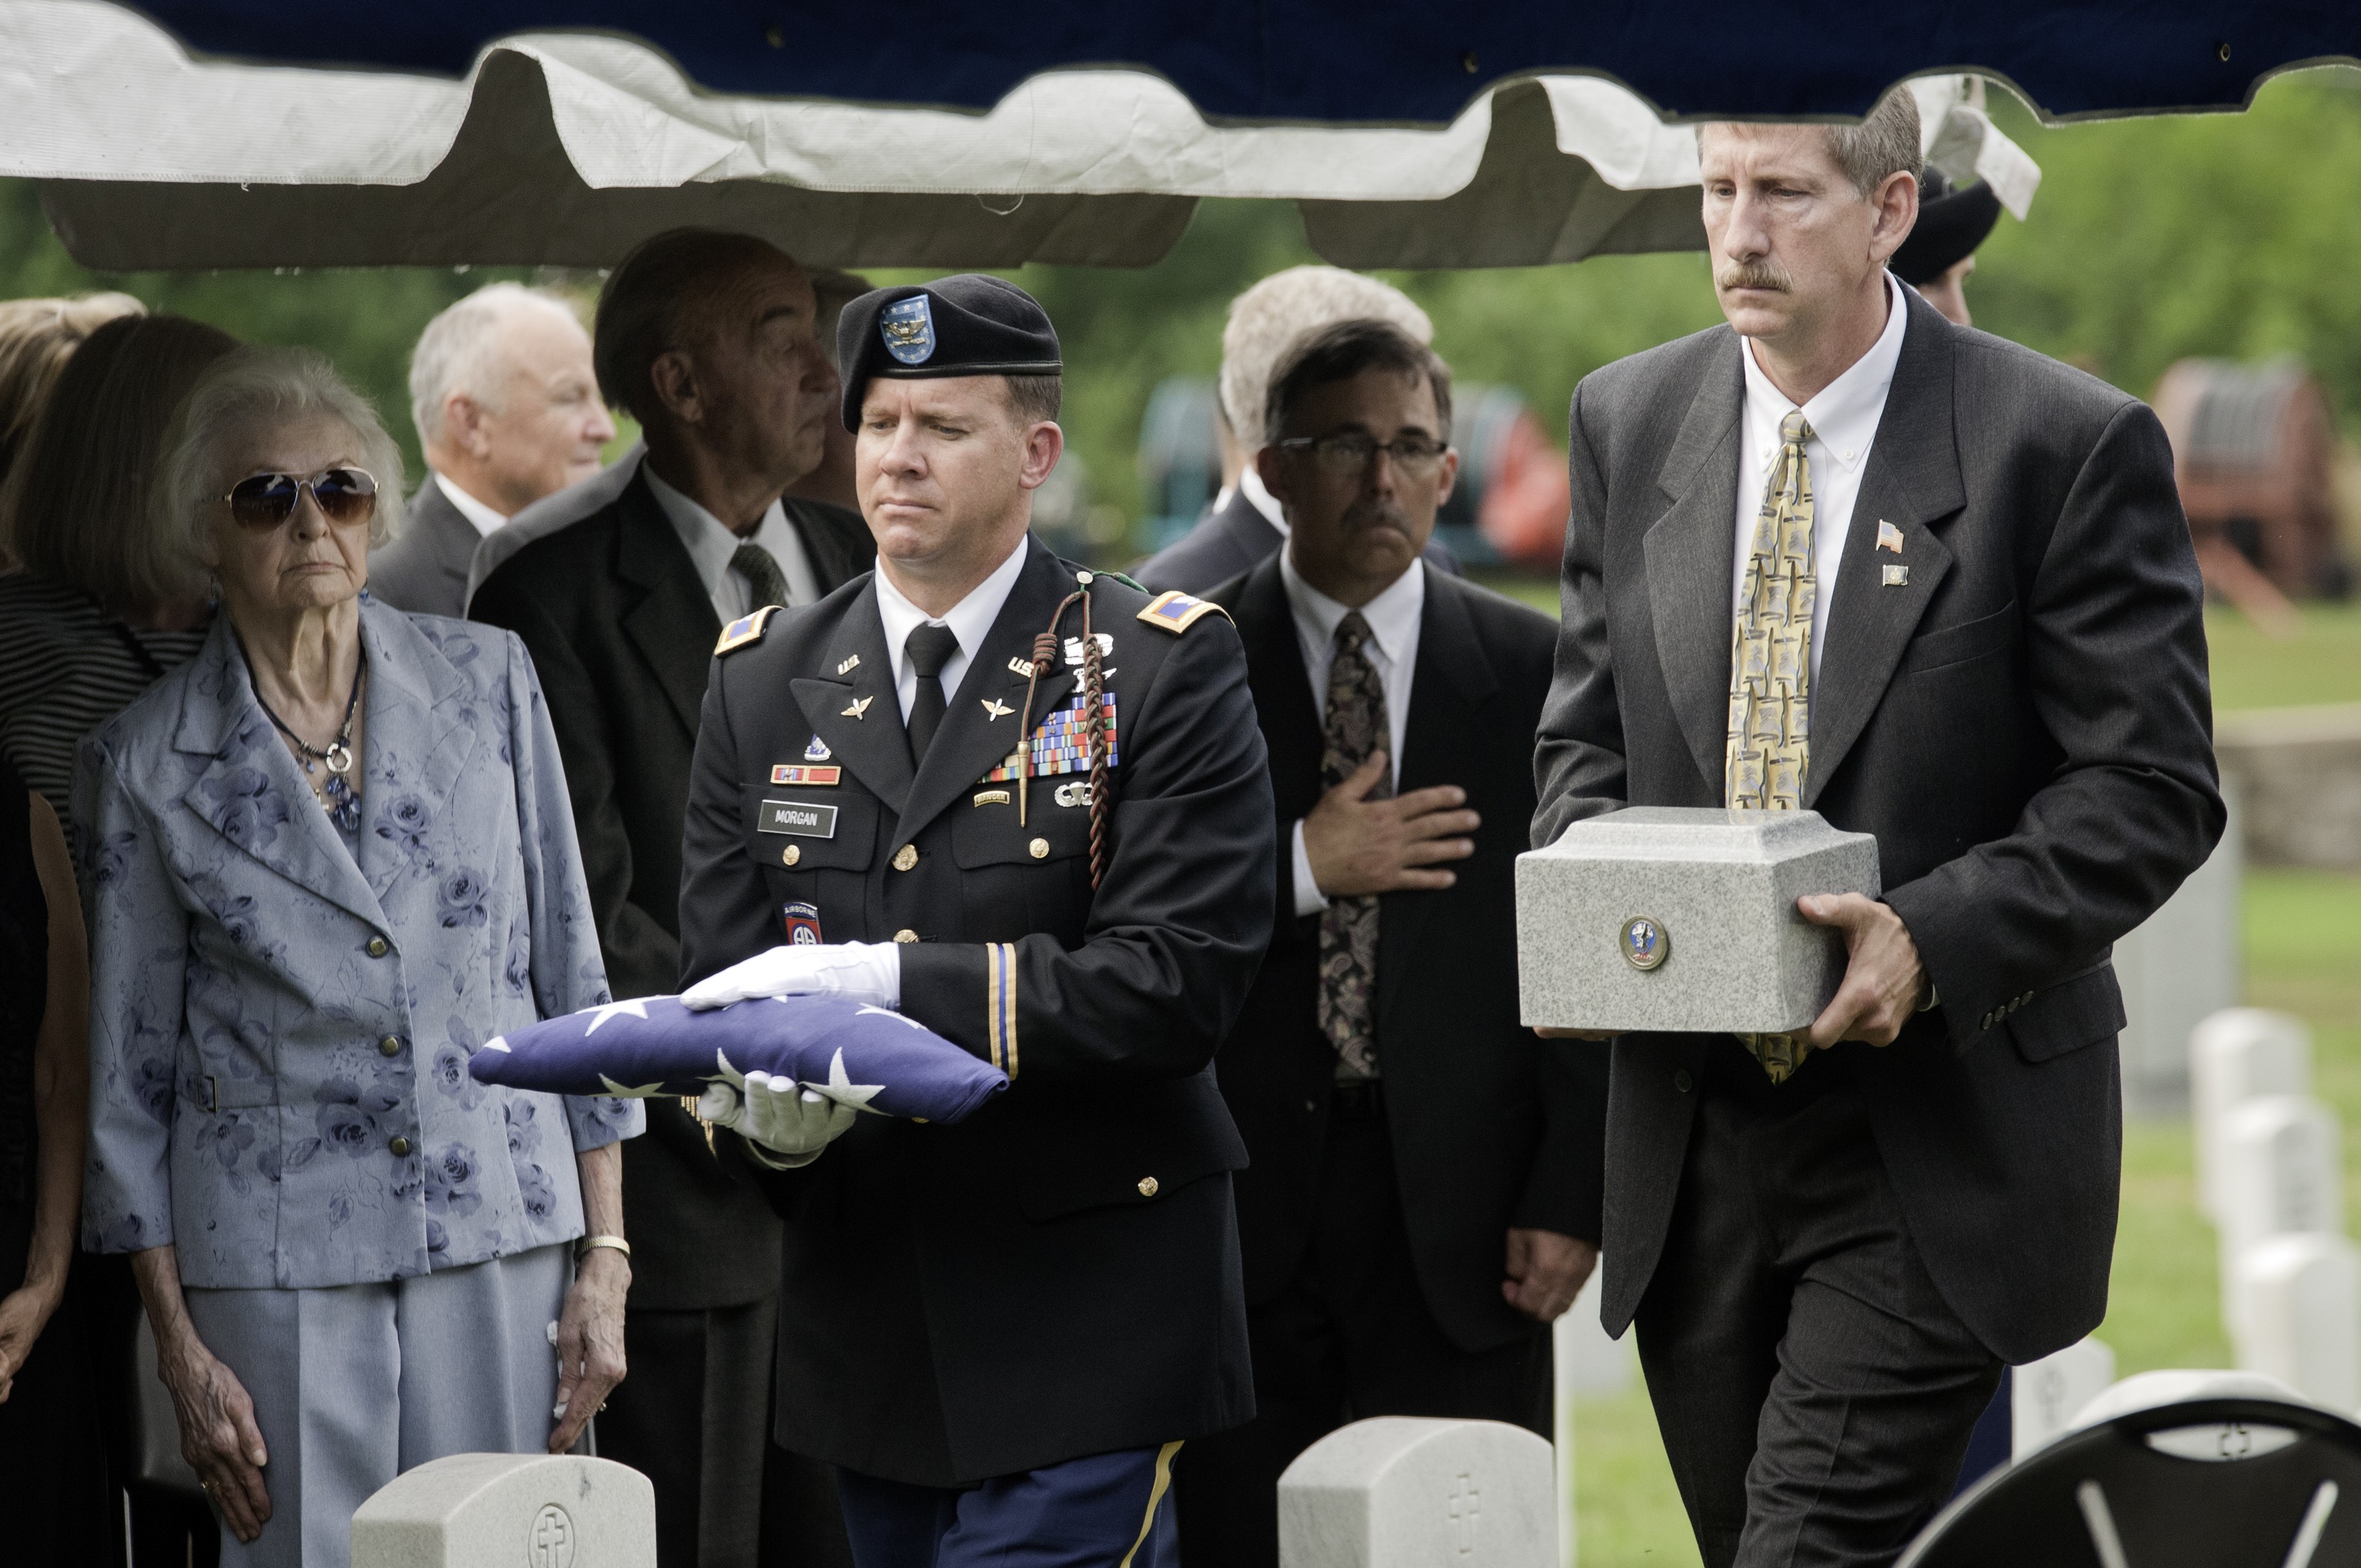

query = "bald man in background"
[[369, 283, 615, 617]]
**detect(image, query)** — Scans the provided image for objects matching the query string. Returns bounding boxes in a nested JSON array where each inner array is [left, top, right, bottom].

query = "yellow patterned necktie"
[[1728, 410, 1815, 1082]]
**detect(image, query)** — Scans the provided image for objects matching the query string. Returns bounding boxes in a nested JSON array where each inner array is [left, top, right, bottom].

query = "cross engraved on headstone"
[[2029, 1363, 2073, 1429], [1446, 1471, 1480, 1556], [527, 1503, 575, 1568]]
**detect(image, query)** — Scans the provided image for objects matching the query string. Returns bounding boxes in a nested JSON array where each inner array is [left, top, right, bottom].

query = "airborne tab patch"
[[1137, 590, 1230, 634], [715, 604, 782, 655]]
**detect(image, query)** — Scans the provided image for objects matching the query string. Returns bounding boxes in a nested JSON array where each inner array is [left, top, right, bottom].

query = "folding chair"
[[1901, 1387, 2361, 1567]]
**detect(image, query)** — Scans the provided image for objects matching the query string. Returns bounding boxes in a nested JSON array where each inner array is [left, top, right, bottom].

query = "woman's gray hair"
[[156, 346, 407, 559]]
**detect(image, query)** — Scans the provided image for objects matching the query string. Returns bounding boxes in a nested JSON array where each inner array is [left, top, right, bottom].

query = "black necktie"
[[731, 542, 790, 611], [904, 622, 961, 767]]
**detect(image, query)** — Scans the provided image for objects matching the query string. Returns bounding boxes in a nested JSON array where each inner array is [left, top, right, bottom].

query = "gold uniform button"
[[365, 936, 389, 958], [378, 1036, 402, 1057], [1137, 1177, 1159, 1198], [893, 844, 919, 872], [388, 1136, 412, 1157], [1029, 837, 1050, 860], [894, 929, 920, 944], [780, 844, 801, 867]]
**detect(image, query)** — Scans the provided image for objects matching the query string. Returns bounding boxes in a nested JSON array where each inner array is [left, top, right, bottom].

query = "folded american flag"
[[470, 994, 1007, 1124]]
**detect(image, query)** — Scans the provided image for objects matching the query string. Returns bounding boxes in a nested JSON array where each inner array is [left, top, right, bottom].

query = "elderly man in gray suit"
[[1531, 91, 2222, 1564], [367, 284, 615, 617]]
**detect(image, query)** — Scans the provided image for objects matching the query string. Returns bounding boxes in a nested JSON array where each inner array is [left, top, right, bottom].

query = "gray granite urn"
[[1517, 808, 1881, 1035]]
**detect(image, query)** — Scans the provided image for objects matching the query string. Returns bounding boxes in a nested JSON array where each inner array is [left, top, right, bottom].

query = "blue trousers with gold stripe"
[[837, 1443, 1180, 1568]]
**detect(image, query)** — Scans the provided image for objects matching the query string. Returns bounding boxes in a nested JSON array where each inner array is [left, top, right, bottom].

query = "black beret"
[[836, 274, 1062, 429], [1891, 171, 2004, 285]]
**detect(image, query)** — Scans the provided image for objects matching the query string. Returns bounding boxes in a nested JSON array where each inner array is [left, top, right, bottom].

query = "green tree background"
[[3, 67, 2356, 549]]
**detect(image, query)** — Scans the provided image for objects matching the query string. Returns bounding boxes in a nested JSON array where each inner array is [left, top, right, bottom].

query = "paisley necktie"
[[1317, 612, 1388, 1081]]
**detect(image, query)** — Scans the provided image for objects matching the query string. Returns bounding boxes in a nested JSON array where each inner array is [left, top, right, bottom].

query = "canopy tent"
[[2, 1, 2338, 271], [119, 1, 2361, 123]]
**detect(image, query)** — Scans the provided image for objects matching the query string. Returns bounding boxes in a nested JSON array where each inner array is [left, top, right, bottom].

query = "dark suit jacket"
[[676, 539, 1273, 1484], [1138, 487, 1462, 596], [366, 476, 480, 619], [469, 468, 873, 1309], [1532, 288, 2224, 1364], [1212, 557, 1608, 1353]]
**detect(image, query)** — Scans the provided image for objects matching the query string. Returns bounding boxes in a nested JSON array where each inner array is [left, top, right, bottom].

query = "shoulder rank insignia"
[[1137, 590, 1231, 634], [714, 604, 782, 656]]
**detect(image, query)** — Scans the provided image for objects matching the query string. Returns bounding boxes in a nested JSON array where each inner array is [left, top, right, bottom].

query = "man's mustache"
[[1717, 259, 1793, 293], [1343, 500, 1415, 535]]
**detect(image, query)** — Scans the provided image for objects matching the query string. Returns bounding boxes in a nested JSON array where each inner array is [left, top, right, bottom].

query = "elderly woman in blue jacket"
[[76, 346, 644, 1566]]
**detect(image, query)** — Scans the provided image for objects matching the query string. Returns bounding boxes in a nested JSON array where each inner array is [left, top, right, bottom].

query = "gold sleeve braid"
[[985, 941, 1018, 1078]]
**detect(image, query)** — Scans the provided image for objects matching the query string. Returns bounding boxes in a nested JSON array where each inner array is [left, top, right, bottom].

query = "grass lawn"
[[1566, 867, 2361, 1565]]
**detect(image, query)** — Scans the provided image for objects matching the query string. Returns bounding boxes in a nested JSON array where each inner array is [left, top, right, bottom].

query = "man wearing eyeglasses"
[[1175, 319, 1608, 1565]]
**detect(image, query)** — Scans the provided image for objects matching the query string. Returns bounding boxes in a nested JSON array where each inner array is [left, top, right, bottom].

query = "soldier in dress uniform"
[[672, 274, 1277, 1568]]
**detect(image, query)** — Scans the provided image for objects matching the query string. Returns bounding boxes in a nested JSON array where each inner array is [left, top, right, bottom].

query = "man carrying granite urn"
[[1531, 89, 2222, 1564]]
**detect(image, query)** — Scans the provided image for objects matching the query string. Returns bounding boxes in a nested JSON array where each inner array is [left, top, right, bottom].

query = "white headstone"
[[1517, 808, 1879, 1035], [2011, 1336, 2117, 1458], [1547, 1270, 1627, 1568], [2191, 1007, 2310, 1221], [1550, 1349, 1574, 1568], [2217, 1095, 2343, 1337], [2065, 1368, 2309, 1433], [1552, 1269, 1632, 1401], [2233, 1232, 2361, 1413], [2112, 789, 2242, 1116], [1279, 1418, 1555, 1568], [351, 1453, 655, 1568]]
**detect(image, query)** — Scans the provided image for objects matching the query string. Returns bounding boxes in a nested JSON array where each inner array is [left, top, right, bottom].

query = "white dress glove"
[[680, 941, 902, 1012], [697, 1073, 859, 1169]]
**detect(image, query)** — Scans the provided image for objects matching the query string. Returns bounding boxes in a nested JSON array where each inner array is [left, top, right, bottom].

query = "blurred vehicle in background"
[[2153, 356, 2349, 635], [1136, 372, 1570, 573]]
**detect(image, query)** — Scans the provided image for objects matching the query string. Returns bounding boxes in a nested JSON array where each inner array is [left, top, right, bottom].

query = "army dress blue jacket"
[[77, 598, 641, 1290], [678, 537, 1277, 1486]]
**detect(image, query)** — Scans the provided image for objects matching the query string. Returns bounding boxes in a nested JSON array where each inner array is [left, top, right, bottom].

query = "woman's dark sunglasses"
[[223, 466, 379, 530]]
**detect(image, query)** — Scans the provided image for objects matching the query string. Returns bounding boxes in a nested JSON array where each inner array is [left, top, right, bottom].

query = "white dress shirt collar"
[[873, 535, 1032, 721], [644, 463, 822, 620], [1279, 545, 1423, 674], [1238, 464, 1289, 535], [644, 464, 759, 597], [1738, 272, 1909, 482], [432, 471, 509, 538]]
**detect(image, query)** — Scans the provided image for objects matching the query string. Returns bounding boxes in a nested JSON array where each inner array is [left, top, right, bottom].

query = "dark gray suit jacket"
[[1533, 289, 2223, 1364], [366, 476, 481, 618], [1138, 487, 1462, 596], [469, 466, 874, 1310]]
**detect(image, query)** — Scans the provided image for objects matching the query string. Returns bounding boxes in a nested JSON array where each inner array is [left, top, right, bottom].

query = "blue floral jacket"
[[76, 599, 641, 1289]]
